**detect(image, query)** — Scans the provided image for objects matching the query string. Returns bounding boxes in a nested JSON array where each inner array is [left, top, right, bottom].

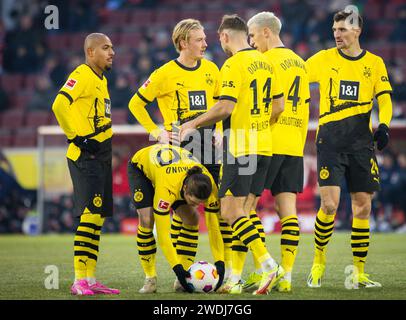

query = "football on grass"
[[187, 261, 219, 293]]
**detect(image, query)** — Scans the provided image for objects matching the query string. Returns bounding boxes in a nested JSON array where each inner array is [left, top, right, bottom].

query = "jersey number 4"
[[288, 76, 301, 114]]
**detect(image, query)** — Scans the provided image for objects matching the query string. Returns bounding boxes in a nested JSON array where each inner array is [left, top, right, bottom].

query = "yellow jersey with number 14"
[[219, 48, 283, 157]]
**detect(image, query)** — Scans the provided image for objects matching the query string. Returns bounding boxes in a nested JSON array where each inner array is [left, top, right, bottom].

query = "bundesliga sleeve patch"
[[64, 78, 77, 90], [158, 199, 170, 210], [142, 79, 151, 88]]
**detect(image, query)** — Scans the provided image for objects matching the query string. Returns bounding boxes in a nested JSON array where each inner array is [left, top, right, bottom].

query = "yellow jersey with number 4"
[[264, 47, 310, 156]]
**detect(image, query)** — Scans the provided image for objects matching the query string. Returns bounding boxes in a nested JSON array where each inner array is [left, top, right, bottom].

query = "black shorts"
[[266, 155, 304, 196], [317, 148, 380, 193], [67, 151, 113, 217], [219, 154, 271, 198], [127, 162, 154, 210]]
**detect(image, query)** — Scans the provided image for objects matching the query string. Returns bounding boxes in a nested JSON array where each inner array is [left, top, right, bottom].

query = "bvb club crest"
[[134, 190, 144, 202], [205, 73, 214, 86], [363, 66, 372, 79], [320, 167, 330, 180], [93, 194, 103, 207]]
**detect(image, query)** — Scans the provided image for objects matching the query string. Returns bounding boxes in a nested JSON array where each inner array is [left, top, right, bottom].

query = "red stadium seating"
[[154, 10, 179, 25], [25, 111, 51, 128], [111, 109, 128, 124], [0, 74, 24, 94], [0, 110, 25, 129], [0, 128, 13, 147], [128, 10, 154, 26], [394, 43, 406, 60], [13, 128, 37, 147]]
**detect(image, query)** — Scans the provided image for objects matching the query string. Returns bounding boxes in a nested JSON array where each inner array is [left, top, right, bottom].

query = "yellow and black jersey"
[[130, 144, 219, 215], [307, 48, 392, 152], [264, 47, 310, 157], [136, 58, 220, 129], [58, 64, 113, 160], [219, 48, 283, 157]]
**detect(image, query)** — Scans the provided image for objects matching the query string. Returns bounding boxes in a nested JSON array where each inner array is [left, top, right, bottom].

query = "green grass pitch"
[[0, 232, 405, 300]]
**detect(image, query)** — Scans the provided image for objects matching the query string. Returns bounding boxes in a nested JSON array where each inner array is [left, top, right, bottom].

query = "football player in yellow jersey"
[[306, 10, 393, 289], [52, 33, 119, 295], [128, 144, 224, 293], [180, 15, 285, 295], [128, 19, 232, 290], [230, 11, 311, 293]]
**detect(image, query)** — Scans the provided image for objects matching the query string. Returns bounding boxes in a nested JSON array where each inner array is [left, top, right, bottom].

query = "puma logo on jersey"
[[79, 259, 87, 266], [331, 67, 340, 73]]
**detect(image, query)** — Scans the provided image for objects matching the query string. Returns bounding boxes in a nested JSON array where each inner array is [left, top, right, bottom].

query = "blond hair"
[[247, 12, 282, 35], [172, 19, 204, 53]]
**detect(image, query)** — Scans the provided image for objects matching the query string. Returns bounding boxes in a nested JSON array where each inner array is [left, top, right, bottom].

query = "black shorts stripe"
[[281, 239, 299, 246], [58, 91, 73, 104], [139, 248, 157, 255], [204, 207, 219, 213], [74, 241, 99, 251], [176, 249, 196, 256], [223, 238, 233, 244], [74, 250, 98, 261], [220, 222, 229, 227], [315, 217, 335, 228], [232, 245, 248, 252], [171, 225, 182, 231], [136, 91, 152, 104], [75, 230, 100, 241]]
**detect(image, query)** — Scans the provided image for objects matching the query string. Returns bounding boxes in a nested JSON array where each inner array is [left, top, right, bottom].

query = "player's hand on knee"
[[68, 136, 100, 154], [214, 260, 225, 291], [173, 264, 193, 293], [373, 124, 389, 151]]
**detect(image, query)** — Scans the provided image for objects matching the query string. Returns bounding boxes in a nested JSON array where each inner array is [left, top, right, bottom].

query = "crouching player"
[[128, 144, 225, 293]]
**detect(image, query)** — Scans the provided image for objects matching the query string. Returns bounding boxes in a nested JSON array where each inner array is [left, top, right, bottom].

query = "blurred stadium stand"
[[1, 0, 406, 233]]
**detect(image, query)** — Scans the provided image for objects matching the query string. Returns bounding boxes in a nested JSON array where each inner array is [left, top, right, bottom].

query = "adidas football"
[[187, 261, 219, 293]]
